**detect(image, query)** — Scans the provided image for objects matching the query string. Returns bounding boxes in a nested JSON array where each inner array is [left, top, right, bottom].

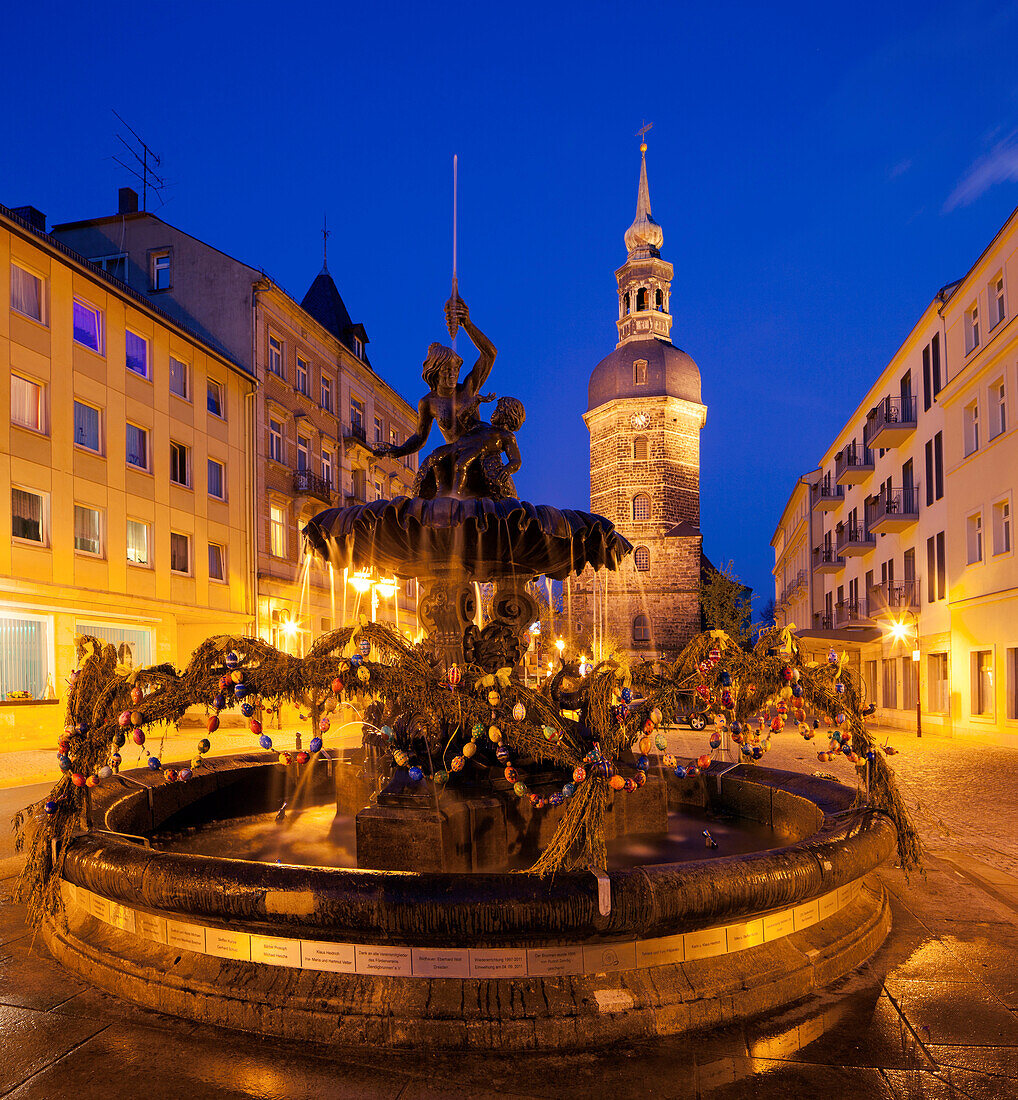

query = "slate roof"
[[301, 268, 368, 358]]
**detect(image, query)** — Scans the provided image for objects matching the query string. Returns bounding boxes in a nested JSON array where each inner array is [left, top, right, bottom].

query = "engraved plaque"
[[635, 934, 685, 968], [793, 900, 820, 931], [88, 893, 111, 924], [302, 940, 356, 972], [763, 910, 795, 942], [355, 944, 412, 976], [469, 948, 528, 978], [109, 902, 136, 934], [411, 948, 470, 978], [581, 941, 636, 974], [136, 911, 167, 944], [725, 918, 764, 953], [527, 946, 584, 977], [206, 927, 251, 962], [684, 926, 727, 960], [166, 919, 207, 953], [251, 935, 301, 968]]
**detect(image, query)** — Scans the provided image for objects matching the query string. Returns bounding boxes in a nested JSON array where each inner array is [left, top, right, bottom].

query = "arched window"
[[632, 493, 651, 522], [655, 288, 663, 310], [624, 292, 631, 316], [633, 435, 648, 461], [634, 546, 650, 571], [636, 287, 648, 311], [633, 613, 651, 643], [633, 358, 647, 385]]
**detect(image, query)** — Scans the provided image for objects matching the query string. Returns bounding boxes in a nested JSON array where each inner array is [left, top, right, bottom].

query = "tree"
[[700, 559, 753, 647]]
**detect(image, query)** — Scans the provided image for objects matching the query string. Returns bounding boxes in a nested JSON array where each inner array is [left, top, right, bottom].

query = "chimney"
[[119, 187, 139, 214], [11, 206, 46, 233]]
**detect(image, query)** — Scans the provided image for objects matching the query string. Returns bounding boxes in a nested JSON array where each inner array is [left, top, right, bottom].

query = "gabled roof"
[[301, 268, 369, 359]]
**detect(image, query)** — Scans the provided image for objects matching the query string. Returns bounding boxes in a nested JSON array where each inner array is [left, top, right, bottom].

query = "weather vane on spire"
[[322, 214, 330, 271], [636, 120, 653, 150]]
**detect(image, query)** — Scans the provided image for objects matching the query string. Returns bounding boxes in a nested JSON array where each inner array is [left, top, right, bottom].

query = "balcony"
[[813, 611, 835, 630], [868, 486, 920, 535], [344, 492, 368, 507], [291, 469, 333, 505], [835, 599, 870, 628], [835, 521, 875, 557], [835, 441, 874, 485], [863, 395, 917, 450], [867, 580, 920, 620], [813, 545, 844, 574], [811, 481, 844, 512], [343, 421, 373, 465]]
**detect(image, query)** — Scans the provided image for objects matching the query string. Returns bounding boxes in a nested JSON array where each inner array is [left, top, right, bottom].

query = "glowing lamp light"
[[374, 579, 396, 599], [555, 638, 565, 654], [349, 572, 373, 594], [886, 618, 911, 645], [281, 617, 300, 639]]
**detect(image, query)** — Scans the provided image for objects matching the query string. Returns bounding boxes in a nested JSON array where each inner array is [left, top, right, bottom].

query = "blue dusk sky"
[[4, 1, 1018, 607]]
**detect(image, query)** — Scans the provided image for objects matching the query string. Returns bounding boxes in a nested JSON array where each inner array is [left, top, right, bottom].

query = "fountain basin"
[[42, 755, 895, 1049]]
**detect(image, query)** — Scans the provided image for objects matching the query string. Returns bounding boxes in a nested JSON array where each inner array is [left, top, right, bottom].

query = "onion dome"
[[623, 143, 663, 258]]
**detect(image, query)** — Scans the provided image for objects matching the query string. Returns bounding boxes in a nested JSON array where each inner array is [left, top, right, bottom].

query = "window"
[[633, 613, 651, 643], [967, 513, 983, 564], [924, 432, 944, 506], [208, 543, 225, 581], [296, 355, 309, 396], [125, 331, 149, 378], [72, 297, 103, 353], [972, 650, 993, 716], [990, 274, 1005, 330], [73, 401, 101, 452], [352, 336, 363, 359], [350, 397, 364, 431], [623, 292, 631, 316], [902, 657, 918, 711], [1008, 648, 1018, 721], [322, 448, 333, 488], [374, 479, 384, 501], [931, 333, 942, 396], [170, 441, 190, 487], [268, 334, 283, 377], [296, 435, 310, 472], [928, 653, 949, 714], [966, 303, 980, 353], [882, 658, 897, 709], [864, 661, 877, 706], [11, 375, 43, 432], [390, 428, 399, 446], [270, 505, 287, 558], [655, 288, 663, 310], [0, 614, 50, 700], [922, 342, 932, 412], [374, 416, 384, 443], [169, 356, 189, 399], [964, 401, 979, 456], [92, 254, 126, 281], [208, 458, 225, 500], [10, 263, 43, 322], [990, 378, 1006, 438], [633, 436, 648, 461], [12, 488, 45, 543], [321, 374, 333, 412], [76, 621, 152, 667], [269, 418, 284, 463], [636, 288, 648, 311], [126, 423, 149, 470], [632, 494, 651, 522], [170, 532, 190, 574], [207, 379, 224, 418], [73, 505, 102, 555], [634, 359, 648, 385], [126, 520, 150, 565], [151, 251, 171, 291], [926, 532, 946, 603], [634, 546, 650, 571], [993, 499, 1012, 555]]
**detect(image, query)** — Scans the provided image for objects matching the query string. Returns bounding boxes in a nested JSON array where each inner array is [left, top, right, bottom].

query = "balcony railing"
[[863, 395, 917, 449], [835, 441, 875, 485], [867, 580, 920, 619], [347, 421, 366, 442], [869, 486, 920, 533], [813, 545, 844, 572], [835, 522, 875, 556], [345, 492, 368, 507], [813, 611, 834, 630], [292, 469, 333, 504], [811, 481, 845, 510], [835, 599, 868, 627]]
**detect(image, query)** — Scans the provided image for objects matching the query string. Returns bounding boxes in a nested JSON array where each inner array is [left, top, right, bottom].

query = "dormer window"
[[352, 336, 363, 359], [633, 359, 648, 385]]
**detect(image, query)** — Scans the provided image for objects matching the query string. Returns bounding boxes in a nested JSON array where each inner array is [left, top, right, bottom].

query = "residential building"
[[1, 202, 256, 743], [772, 202, 1018, 738], [52, 191, 418, 650]]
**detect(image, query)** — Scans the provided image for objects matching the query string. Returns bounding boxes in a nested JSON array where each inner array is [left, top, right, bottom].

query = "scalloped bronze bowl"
[[302, 496, 633, 581]]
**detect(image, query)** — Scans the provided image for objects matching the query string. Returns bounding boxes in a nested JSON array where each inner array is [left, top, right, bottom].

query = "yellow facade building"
[[772, 202, 1018, 740], [1, 203, 256, 747]]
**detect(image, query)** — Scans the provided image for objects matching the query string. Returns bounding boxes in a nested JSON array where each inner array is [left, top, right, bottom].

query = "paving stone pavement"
[[2, 727, 1018, 1097]]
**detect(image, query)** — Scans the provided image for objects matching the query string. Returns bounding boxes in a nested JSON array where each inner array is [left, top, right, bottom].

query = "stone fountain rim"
[[62, 755, 897, 947]]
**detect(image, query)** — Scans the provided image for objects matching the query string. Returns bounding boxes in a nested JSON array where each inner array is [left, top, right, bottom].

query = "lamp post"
[[886, 608, 921, 739]]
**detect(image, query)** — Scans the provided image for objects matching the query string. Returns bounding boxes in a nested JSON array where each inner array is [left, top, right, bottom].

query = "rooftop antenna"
[[111, 110, 165, 211], [322, 213, 330, 272], [448, 153, 458, 349]]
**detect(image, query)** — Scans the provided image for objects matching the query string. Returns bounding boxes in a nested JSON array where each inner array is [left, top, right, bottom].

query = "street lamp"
[[885, 609, 921, 738]]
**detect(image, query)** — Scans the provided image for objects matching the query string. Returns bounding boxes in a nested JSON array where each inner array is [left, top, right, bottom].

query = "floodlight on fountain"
[[555, 638, 565, 654], [374, 578, 396, 599], [349, 571, 373, 594]]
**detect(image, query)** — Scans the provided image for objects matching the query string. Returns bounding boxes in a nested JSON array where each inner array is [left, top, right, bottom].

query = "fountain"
[[15, 292, 907, 1050]]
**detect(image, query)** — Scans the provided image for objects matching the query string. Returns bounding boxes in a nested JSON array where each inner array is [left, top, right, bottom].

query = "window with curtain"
[[126, 520, 150, 565], [12, 488, 44, 543], [126, 423, 148, 469], [207, 380, 224, 417], [170, 441, 189, 486], [11, 375, 42, 431], [73, 298, 102, 352], [170, 532, 190, 574], [0, 615, 49, 699], [208, 543, 225, 581], [208, 458, 225, 500], [73, 401, 101, 452], [74, 505, 102, 555], [126, 331, 149, 378], [10, 264, 43, 322], [169, 357, 189, 399]]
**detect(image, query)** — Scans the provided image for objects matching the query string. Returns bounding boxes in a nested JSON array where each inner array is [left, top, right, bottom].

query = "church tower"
[[583, 138, 707, 661]]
